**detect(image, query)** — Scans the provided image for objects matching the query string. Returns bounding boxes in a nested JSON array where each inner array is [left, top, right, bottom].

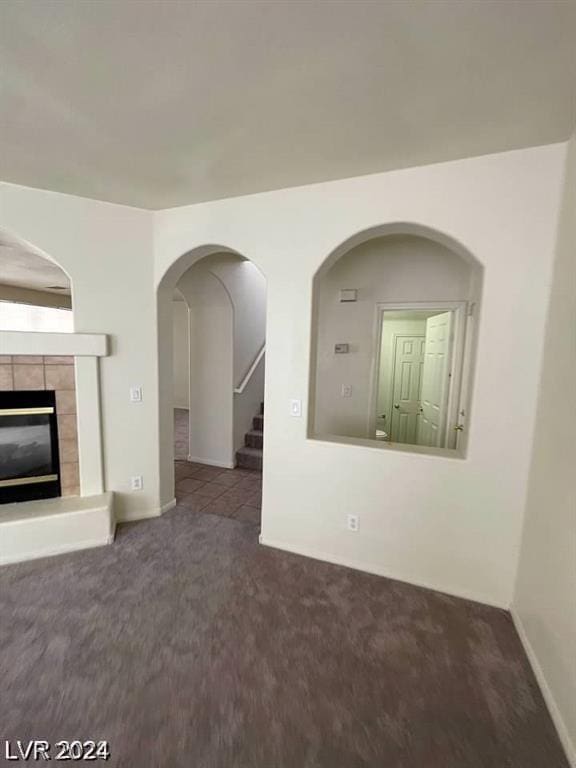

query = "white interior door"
[[417, 312, 453, 447], [390, 335, 425, 444]]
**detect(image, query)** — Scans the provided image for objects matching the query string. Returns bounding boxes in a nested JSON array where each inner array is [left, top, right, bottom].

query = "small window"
[[309, 232, 481, 456], [0, 301, 73, 333]]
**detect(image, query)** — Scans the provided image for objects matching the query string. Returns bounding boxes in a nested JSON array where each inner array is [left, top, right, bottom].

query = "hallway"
[[174, 459, 261, 527], [174, 407, 262, 527]]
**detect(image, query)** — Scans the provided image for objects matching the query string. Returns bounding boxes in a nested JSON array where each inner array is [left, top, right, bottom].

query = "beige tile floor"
[[174, 408, 261, 527], [174, 460, 262, 527]]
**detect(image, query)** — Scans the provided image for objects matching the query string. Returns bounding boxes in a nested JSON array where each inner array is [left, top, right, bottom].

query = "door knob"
[[393, 404, 400, 410]]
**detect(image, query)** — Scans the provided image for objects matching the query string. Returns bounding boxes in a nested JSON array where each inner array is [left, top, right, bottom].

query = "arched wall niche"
[[309, 222, 483, 456], [313, 221, 484, 283], [0, 226, 74, 276]]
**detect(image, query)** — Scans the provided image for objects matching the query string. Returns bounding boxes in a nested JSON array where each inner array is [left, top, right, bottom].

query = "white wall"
[[512, 133, 576, 765], [313, 235, 475, 437], [207, 255, 266, 385], [205, 254, 267, 453], [172, 299, 189, 409], [0, 183, 157, 523], [177, 263, 234, 467], [155, 143, 566, 608]]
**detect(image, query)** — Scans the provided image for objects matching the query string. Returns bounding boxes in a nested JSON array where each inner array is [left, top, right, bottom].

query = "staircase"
[[236, 402, 263, 471]]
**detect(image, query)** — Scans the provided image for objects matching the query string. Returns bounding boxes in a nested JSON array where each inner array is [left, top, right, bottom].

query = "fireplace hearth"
[[0, 390, 62, 505]]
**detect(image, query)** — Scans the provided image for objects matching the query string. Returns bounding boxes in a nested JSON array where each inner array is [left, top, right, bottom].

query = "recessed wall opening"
[[0, 229, 73, 332], [309, 228, 482, 456], [0, 229, 80, 501]]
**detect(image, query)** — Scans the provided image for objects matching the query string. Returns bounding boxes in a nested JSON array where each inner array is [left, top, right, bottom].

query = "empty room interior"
[[0, 1, 575, 766]]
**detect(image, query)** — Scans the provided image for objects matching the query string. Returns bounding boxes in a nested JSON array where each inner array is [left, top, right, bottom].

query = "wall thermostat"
[[334, 343, 349, 354], [339, 289, 357, 302]]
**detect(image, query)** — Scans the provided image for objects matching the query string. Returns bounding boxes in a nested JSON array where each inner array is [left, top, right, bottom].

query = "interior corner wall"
[[512, 132, 576, 765], [172, 300, 189, 410], [0, 182, 158, 522], [155, 143, 566, 608], [313, 236, 474, 438]]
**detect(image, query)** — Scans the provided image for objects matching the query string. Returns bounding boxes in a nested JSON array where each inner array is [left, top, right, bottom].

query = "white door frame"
[[368, 301, 469, 448]]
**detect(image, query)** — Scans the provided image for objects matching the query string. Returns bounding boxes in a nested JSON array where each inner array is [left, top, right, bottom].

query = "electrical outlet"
[[341, 384, 352, 398], [347, 514, 359, 532], [131, 475, 143, 491]]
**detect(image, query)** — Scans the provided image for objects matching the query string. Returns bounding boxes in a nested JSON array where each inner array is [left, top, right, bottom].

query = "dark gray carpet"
[[0, 505, 568, 767]]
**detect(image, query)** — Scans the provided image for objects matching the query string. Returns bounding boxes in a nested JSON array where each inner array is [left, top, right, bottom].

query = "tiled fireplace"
[[0, 356, 79, 498]]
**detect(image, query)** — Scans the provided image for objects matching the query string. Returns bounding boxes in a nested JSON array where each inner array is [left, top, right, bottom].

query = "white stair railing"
[[233, 344, 265, 394]]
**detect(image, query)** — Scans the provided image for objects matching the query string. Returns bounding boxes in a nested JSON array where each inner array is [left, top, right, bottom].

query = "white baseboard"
[[187, 454, 235, 469], [115, 498, 176, 523], [511, 608, 576, 767], [259, 536, 507, 610], [115, 506, 162, 523]]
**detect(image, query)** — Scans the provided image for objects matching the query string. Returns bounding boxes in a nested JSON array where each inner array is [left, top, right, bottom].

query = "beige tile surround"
[[0, 355, 80, 496]]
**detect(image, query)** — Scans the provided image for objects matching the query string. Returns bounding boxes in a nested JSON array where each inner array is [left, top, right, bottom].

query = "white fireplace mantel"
[[0, 330, 107, 357]]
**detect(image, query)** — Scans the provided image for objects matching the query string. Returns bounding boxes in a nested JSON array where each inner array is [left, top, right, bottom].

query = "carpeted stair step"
[[245, 429, 263, 449], [236, 446, 263, 471], [253, 413, 264, 431]]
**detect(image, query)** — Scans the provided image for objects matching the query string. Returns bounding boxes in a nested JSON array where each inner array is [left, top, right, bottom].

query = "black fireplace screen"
[[0, 390, 61, 505]]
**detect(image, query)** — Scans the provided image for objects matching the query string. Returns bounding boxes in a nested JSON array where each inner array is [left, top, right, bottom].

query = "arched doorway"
[[157, 246, 267, 518]]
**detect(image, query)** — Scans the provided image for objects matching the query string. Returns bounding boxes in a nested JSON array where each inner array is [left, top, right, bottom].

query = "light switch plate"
[[130, 386, 143, 403], [290, 399, 302, 417], [341, 384, 352, 398], [131, 475, 143, 491]]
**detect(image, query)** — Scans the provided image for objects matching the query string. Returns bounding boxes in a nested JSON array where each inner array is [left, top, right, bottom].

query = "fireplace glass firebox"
[[0, 390, 62, 505]]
